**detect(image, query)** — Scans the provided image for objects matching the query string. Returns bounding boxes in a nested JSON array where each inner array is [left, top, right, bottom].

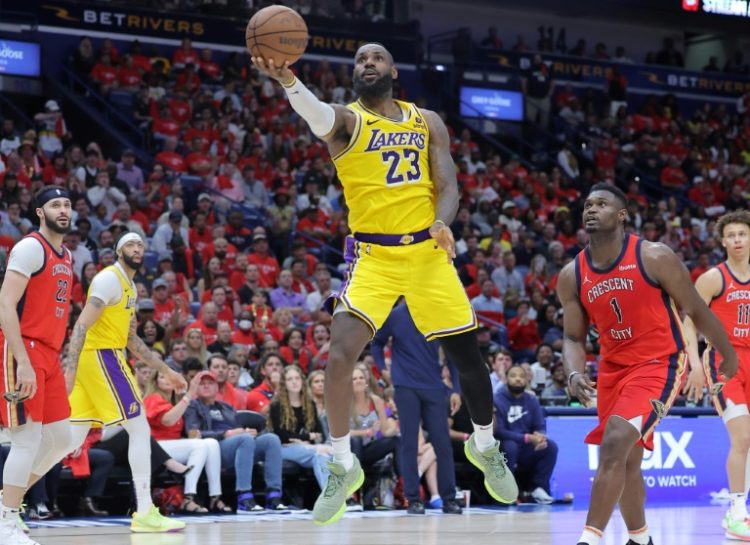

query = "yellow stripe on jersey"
[[83, 265, 137, 350], [333, 99, 435, 235]]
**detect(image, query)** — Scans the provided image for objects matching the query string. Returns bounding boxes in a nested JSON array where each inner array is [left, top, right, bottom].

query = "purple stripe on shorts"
[[353, 228, 431, 246], [100, 349, 141, 419]]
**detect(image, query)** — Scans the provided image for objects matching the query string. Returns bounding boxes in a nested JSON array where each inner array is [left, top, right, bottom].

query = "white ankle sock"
[[730, 492, 748, 519], [472, 422, 495, 451], [628, 525, 650, 545], [331, 433, 353, 471], [577, 525, 603, 545], [132, 474, 153, 515], [0, 503, 19, 520], [430, 494, 440, 503]]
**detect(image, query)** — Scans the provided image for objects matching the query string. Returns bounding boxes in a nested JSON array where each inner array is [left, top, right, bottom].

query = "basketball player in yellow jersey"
[[62, 233, 187, 533], [253, 43, 518, 525]]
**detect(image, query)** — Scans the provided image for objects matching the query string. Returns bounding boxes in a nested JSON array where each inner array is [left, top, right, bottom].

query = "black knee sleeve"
[[439, 331, 493, 426]]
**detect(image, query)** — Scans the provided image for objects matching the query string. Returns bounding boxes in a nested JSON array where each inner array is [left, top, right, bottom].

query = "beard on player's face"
[[41, 209, 71, 235], [120, 251, 143, 271], [353, 72, 393, 101]]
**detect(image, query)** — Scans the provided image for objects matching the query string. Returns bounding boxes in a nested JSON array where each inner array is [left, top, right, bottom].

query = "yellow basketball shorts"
[[69, 348, 143, 427], [328, 235, 477, 340]]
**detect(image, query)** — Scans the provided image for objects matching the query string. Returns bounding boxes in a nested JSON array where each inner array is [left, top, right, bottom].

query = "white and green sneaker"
[[312, 456, 365, 526], [724, 512, 750, 541], [464, 433, 519, 504]]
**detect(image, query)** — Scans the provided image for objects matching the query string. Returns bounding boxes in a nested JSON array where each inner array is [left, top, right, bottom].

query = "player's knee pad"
[[31, 420, 72, 475], [3, 420, 43, 486]]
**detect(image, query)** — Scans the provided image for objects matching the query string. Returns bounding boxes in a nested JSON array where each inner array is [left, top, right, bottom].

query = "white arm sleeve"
[[283, 78, 336, 137], [6, 237, 45, 277], [88, 270, 122, 306]]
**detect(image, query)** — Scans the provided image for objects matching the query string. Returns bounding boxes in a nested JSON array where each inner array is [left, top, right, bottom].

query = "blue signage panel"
[[0, 40, 40, 77], [459, 87, 524, 121], [547, 416, 728, 504]]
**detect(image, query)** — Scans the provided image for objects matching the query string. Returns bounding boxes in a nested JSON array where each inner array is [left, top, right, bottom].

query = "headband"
[[35, 187, 70, 209], [116, 232, 145, 253]]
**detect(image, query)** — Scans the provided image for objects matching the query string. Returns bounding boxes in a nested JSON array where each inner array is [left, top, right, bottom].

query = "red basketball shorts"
[[585, 352, 687, 451], [704, 346, 750, 421], [0, 333, 71, 427]]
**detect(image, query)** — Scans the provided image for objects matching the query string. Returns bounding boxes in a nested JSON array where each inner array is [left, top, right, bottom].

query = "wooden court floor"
[[29, 504, 739, 545]]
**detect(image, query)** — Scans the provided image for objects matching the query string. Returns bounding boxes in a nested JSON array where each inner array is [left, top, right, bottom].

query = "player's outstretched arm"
[[0, 271, 35, 400], [681, 268, 722, 402], [64, 297, 106, 393], [557, 263, 596, 405], [642, 243, 738, 379], [423, 109, 459, 259], [250, 57, 356, 149], [126, 315, 187, 391]]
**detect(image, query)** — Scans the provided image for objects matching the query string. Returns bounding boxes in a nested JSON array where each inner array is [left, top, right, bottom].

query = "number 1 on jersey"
[[739, 303, 750, 325], [610, 297, 623, 323]]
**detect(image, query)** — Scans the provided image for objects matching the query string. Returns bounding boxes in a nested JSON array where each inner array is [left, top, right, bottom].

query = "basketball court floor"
[[28, 503, 739, 545]]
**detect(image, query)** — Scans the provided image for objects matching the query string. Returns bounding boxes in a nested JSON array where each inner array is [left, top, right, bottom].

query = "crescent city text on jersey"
[[727, 290, 750, 302], [363, 129, 426, 152], [52, 263, 72, 277], [586, 277, 636, 303]]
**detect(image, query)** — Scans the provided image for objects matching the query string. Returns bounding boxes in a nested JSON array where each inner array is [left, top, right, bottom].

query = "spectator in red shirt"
[[232, 309, 258, 352], [175, 64, 201, 96], [247, 233, 280, 288], [687, 176, 714, 208], [290, 259, 314, 297], [296, 205, 328, 249], [659, 156, 687, 189], [192, 302, 220, 345], [90, 54, 118, 95], [185, 136, 213, 176], [691, 250, 711, 283], [198, 285, 235, 324], [117, 55, 143, 91], [507, 300, 541, 363], [199, 48, 222, 82], [155, 136, 186, 173], [152, 107, 181, 140], [168, 92, 192, 127], [246, 352, 284, 415], [41, 151, 68, 185], [129, 40, 152, 74], [172, 38, 199, 69]]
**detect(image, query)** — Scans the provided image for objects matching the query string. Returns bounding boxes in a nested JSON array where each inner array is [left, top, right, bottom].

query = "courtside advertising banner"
[[547, 416, 728, 504]]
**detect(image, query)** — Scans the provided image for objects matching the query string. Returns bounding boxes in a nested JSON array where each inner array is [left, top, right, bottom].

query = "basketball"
[[245, 5, 309, 67]]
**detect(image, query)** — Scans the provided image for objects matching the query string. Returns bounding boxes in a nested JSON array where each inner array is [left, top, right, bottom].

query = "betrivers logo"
[[0, 43, 24, 61]]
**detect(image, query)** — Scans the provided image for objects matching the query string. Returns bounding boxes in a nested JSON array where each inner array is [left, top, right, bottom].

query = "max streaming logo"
[[683, 0, 700, 11]]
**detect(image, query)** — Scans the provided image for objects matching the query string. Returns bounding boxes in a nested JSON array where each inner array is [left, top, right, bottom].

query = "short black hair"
[[182, 358, 204, 373], [588, 183, 627, 208]]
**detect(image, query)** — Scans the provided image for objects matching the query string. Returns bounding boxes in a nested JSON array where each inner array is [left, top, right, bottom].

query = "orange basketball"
[[245, 5, 309, 67]]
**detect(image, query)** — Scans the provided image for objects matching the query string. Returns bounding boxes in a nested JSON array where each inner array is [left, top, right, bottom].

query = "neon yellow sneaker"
[[464, 433, 519, 504], [131, 506, 186, 533], [16, 516, 29, 534], [312, 456, 364, 526]]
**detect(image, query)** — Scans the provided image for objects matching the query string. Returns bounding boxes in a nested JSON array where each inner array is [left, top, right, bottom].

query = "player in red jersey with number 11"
[[0, 187, 75, 545], [558, 184, 737, 545], [682, 210, 750, 541]]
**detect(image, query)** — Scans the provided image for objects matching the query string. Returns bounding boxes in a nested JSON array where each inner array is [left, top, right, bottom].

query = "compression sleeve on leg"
[[282, 77, 336, 137]]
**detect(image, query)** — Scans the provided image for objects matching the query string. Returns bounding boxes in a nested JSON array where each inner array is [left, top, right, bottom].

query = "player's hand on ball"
[[682, 366, 706, 403], [569, 372, 596, 407], [429, 221, 456, 261], [720, 349, 738, 380], [251, 57, 294, 86]]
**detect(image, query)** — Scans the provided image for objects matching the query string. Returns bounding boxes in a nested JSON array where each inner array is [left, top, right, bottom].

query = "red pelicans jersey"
[[709, 262, 750, 349], [576, 234, 685, 364], [10, 232, 73, 351]]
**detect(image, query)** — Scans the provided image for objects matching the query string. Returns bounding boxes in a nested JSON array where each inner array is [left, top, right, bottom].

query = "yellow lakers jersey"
[[83, 265, 137, 350], [333, 99, 435, 234]]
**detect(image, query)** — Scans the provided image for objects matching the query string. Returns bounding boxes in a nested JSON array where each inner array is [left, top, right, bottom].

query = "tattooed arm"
[[127, 315, 187, 390], [63, 296, 106, 394]]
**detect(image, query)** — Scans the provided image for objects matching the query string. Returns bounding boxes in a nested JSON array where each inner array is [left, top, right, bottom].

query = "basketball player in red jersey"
[[0, 187, 75, 545], [682, 210, 750, 541], [559, 184, 737, 545]]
